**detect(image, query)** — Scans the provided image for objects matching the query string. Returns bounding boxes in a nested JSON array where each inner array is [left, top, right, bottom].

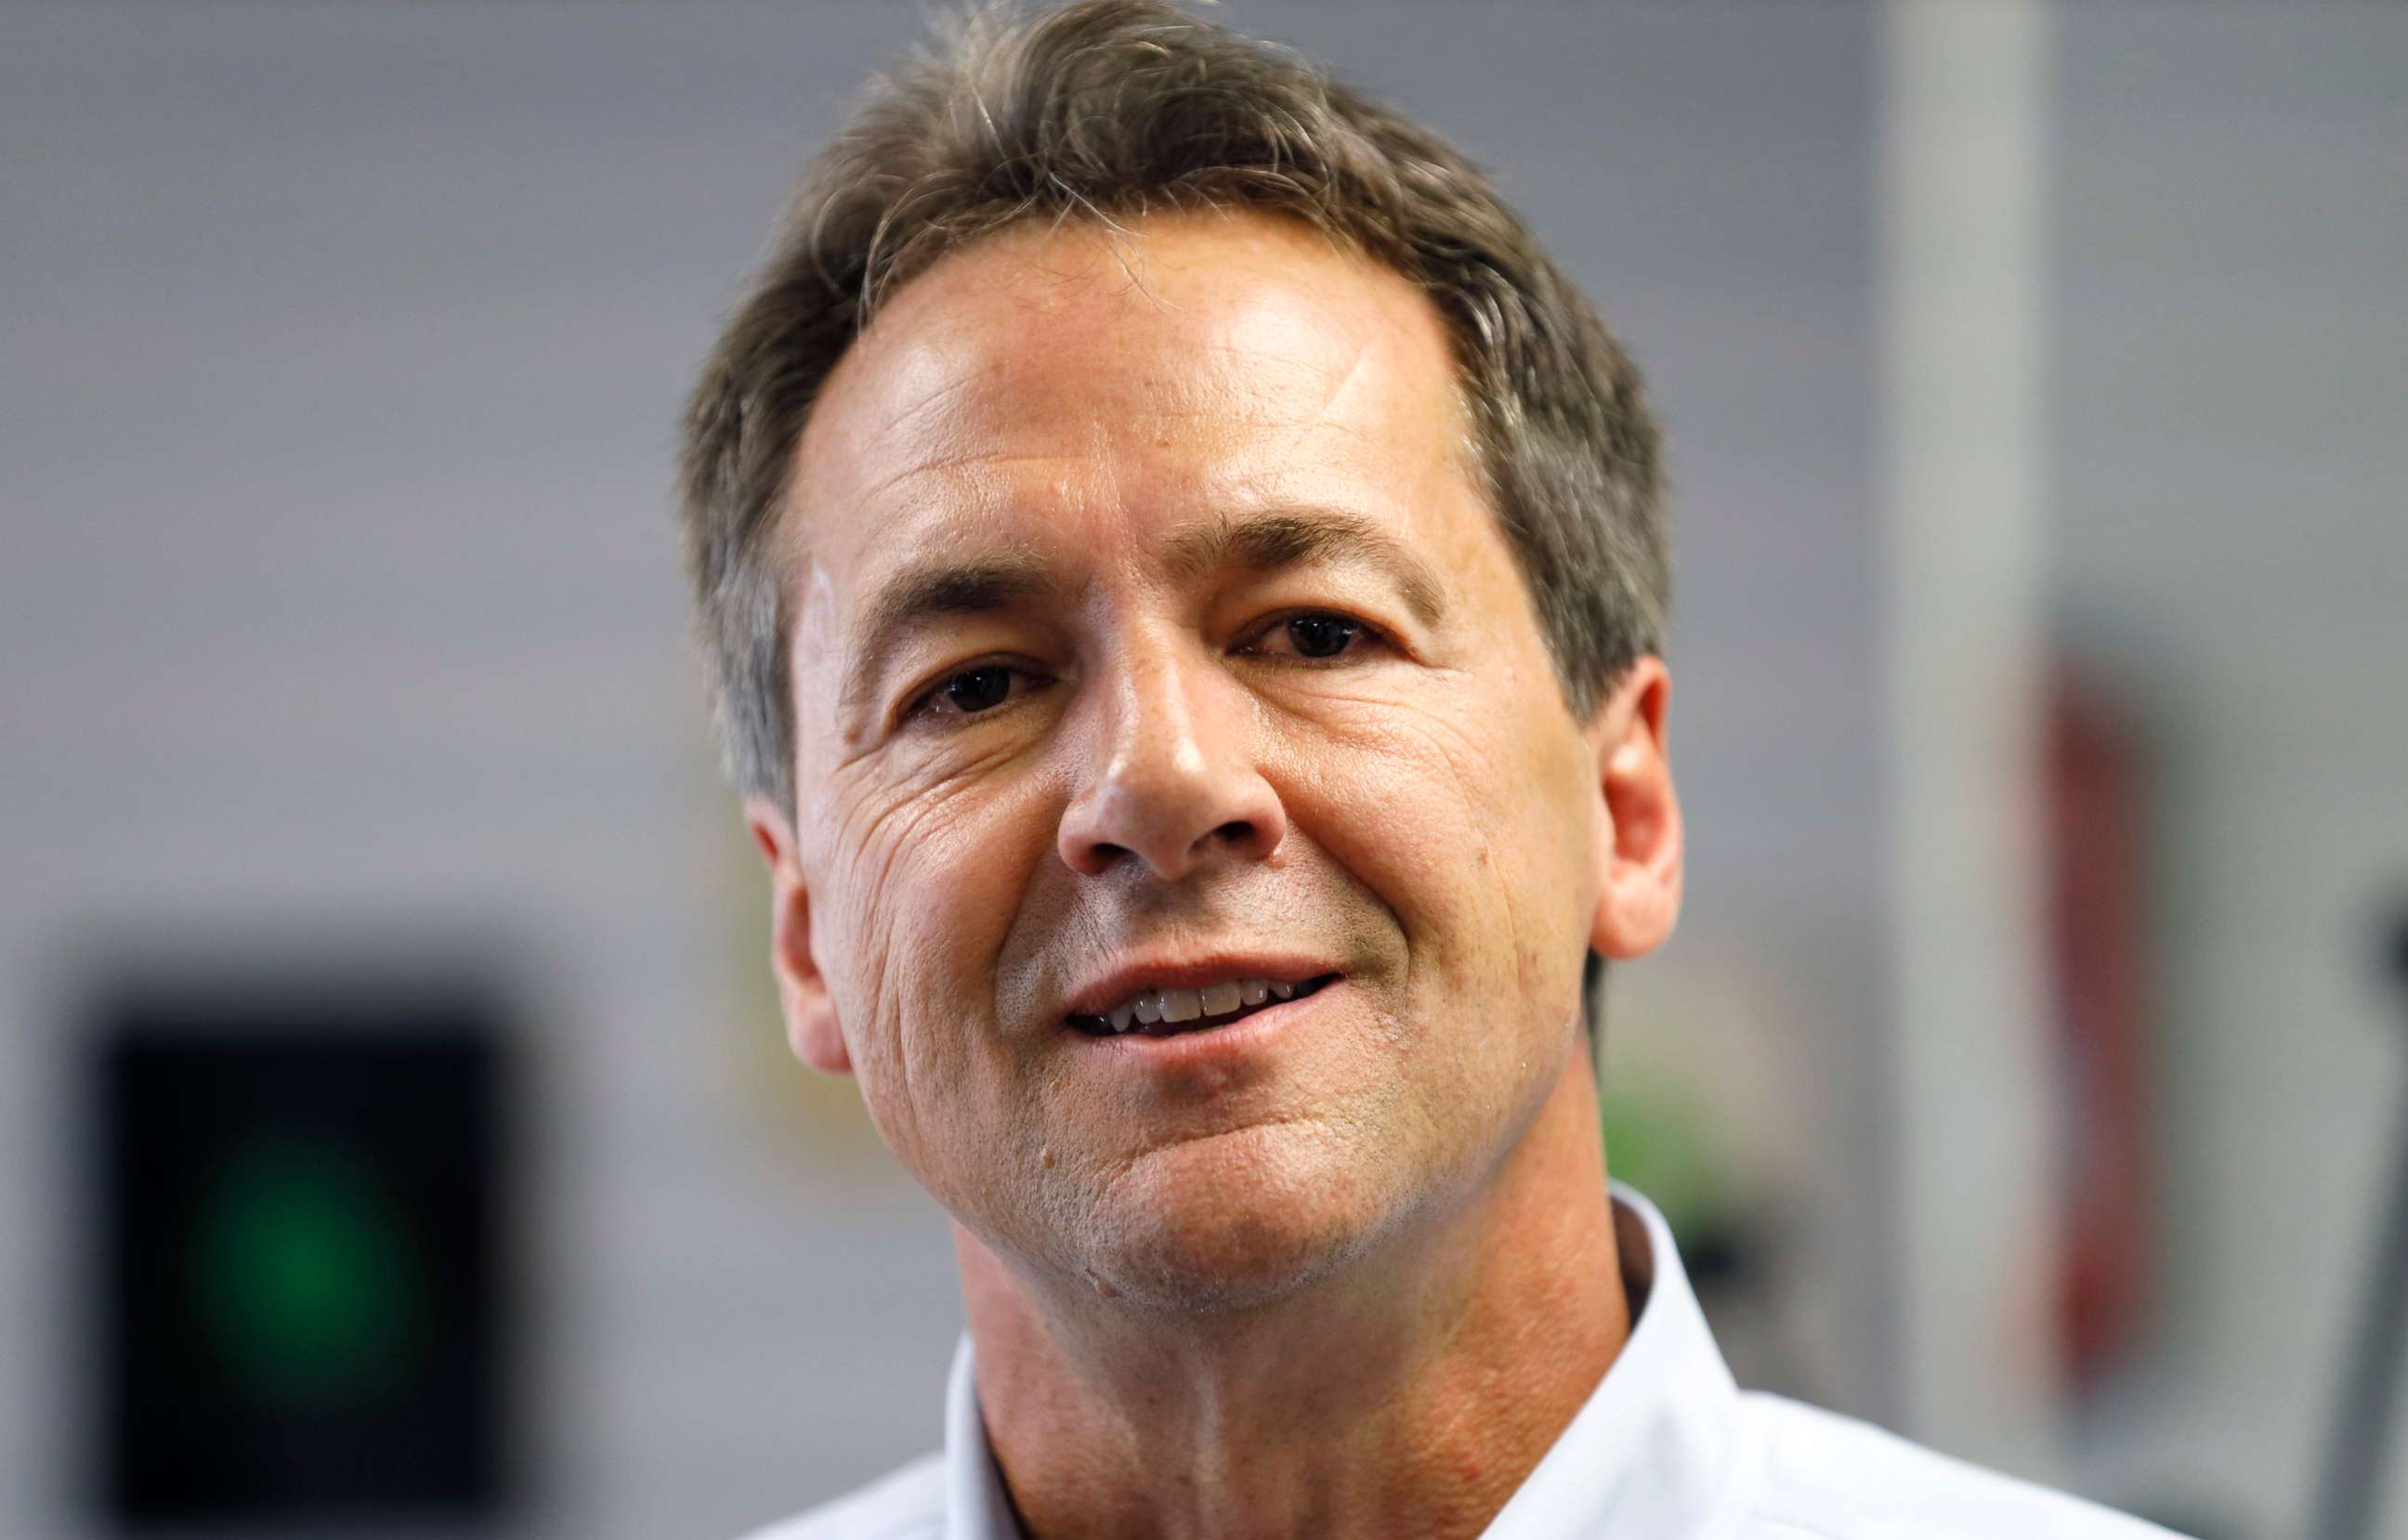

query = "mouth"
[[1066, 973, 1342, 1038]]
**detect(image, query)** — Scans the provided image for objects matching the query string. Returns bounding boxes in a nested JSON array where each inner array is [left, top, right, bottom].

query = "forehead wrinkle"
[[1308, 333, 1377, 426], [875, 364, 980, 438], [853, 449, 1093, 508]]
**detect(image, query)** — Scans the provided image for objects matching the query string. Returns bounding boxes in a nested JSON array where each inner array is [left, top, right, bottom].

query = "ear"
[[744, 794, 852, 1075], [1585, 657, 1684, 960]]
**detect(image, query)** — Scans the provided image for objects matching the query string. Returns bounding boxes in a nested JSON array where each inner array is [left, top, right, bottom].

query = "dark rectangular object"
[[95, 987, 510, 1526]]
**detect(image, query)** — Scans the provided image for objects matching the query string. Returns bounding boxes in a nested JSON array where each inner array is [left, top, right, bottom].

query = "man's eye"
[[1249, 612, 1376, 661], [913, 663, 1035, 721], [1287, 615, 1358, 658]]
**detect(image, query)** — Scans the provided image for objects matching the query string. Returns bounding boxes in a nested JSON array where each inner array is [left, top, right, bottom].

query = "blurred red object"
[[2047, 667, 2157, 1386]]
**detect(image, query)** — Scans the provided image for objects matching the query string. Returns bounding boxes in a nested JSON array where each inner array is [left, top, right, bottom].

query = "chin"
[[1073, 1125, 1397, 1313]]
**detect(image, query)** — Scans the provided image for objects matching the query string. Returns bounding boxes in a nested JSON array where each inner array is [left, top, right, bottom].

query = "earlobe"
[[745, 796, 853, 1076], [1587, 658, 1685, 961]]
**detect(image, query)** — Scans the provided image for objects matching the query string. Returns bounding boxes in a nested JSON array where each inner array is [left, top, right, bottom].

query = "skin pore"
[[747, 210, 1682, 1540]]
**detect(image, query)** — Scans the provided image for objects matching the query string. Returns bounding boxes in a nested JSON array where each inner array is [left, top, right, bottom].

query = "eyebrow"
[[839, 551, 1061, 709], [1164, 507, 1449, 629]]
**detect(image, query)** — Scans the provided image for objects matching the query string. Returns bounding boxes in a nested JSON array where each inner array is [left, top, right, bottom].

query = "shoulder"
[[730, 1452, 948, 1540], [1737, 1393, 2189, 1539]]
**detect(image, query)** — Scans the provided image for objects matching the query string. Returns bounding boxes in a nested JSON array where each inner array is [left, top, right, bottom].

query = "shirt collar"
[[942, 1182, 1743, 1540], [943, 1334, 1025, 1540]]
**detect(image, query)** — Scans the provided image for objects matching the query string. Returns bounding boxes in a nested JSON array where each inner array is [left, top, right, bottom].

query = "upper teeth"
[[1097, 977, 1296, 1033]]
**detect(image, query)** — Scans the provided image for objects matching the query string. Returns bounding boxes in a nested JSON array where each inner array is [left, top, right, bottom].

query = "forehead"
[[783, 211, 1478, 581]]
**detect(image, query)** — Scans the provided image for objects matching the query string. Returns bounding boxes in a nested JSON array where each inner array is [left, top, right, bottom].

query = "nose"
[[1056, 638, 1288, 881]]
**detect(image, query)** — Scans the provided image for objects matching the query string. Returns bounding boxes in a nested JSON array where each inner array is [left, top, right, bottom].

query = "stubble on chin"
[[1034, 1108, 1426, 1314]]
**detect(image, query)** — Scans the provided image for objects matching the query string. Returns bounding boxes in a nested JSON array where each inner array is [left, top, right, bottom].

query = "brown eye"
[[1286, 615, 1359, 659], [942, 665, 1014, 713]]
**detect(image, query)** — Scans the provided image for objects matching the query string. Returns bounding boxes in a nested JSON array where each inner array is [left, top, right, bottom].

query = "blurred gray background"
[[1, 2, 2401, 1537]]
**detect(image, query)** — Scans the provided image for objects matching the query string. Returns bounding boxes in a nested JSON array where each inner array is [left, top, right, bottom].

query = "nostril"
[[1212, 819, 1281, 860]]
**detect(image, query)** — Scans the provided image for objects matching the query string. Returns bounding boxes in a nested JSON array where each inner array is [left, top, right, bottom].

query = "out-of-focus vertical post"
[[2309, 907, 2408, 1540], [1881, 0, 2065, 1479]]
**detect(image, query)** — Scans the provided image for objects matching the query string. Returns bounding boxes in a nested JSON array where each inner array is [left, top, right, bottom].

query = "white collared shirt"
[[742, 1186, 2185, 1539]]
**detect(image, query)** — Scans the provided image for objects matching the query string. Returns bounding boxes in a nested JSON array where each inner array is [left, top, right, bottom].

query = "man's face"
[[764, 212, 1670, 1307]]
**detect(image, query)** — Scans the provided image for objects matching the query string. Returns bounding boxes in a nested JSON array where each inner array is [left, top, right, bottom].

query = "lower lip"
[[1067, 979, 1342, 1067]]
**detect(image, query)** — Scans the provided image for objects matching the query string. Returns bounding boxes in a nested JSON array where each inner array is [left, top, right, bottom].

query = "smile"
[[1067, 974, 1341, 1038]]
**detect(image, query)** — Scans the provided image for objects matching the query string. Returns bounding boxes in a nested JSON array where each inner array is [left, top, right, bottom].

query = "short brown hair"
[[677, 0, 1668, 820]]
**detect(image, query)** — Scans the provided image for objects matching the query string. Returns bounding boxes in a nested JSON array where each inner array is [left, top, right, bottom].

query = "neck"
[[956, 1055, 1629, 1540]]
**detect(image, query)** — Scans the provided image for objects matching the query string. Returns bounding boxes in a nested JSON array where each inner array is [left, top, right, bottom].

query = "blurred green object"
[[190, 1134, 427, 1409], [1600, 1083, 1731, 1247]]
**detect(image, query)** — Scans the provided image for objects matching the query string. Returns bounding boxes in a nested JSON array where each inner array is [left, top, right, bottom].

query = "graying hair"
[[677, 0, 1667, 824]]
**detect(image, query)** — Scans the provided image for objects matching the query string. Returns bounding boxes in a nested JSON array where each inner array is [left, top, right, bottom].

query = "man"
[[676, 4, 2181, 1536]]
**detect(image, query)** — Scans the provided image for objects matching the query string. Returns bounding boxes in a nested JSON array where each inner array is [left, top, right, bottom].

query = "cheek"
[[1287, 672, 1596, 1010], [815, 764, 1060, 1158]]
